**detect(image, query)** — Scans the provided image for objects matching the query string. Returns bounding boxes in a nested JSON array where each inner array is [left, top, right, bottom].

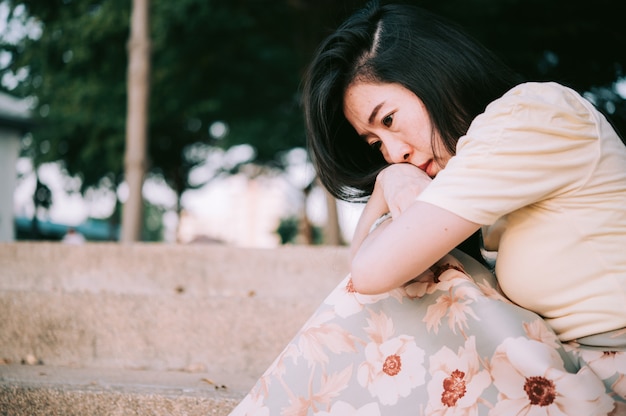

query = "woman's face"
[[343, 81, 452, 178]]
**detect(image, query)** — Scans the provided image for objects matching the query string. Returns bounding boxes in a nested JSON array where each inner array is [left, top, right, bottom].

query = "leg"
[[229, 251, 617, 415]]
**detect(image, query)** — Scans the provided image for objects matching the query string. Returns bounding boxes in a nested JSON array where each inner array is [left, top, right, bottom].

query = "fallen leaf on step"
[[201, 378, 228, 390], [201, 377, 216, 385]]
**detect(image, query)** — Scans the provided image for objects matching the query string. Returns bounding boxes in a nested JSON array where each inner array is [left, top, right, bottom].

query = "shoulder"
[[461, 82, 600, 150], [420, 85, 602, 225], [501, 81, 578, 98], [483, 81, 597, 122], [452, 81, 604, 181]]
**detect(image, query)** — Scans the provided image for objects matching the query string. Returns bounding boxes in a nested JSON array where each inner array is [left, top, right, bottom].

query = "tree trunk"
[[296, 182, 314, 244], [121, 0, 150, 242], [323, 187, 343, 245]]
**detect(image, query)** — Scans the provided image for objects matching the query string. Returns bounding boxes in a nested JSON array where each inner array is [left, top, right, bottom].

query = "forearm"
[[350, 187, 389, 260], [351, 201, 480, 294], [351, 164, 429, 260]]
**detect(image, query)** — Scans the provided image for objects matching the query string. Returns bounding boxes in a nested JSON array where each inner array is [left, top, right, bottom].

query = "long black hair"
[[303, 1, 523, 201]]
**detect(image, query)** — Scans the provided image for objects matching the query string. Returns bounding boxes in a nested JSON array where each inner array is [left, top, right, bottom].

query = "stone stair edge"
[[0, 240, 350, 258], [1, 290, 313, 375], [0, 363, 251, 395], [0, 243, 352, 415], [0, 242, 351, 296], [0, 364, 246, 416]]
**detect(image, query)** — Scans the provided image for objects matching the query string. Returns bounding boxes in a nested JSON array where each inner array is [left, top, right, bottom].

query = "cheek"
[[409, 133, 433, 154]]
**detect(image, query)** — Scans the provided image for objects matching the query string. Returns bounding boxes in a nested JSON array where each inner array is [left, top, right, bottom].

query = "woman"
[[229, 2, 626, 415]]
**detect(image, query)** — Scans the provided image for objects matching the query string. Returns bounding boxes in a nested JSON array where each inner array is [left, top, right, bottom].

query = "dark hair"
[[303, 2, 523, 201]]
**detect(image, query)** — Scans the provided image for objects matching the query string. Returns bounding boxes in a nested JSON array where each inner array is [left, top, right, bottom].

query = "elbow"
[[350, 257, 390, 295]]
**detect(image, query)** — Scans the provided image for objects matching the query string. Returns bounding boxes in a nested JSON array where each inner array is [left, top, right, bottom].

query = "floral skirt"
[[228, 250, 626, 416]]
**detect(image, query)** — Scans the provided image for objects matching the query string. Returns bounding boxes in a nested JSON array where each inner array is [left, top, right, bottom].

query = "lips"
[[417, 160, 431, 173]]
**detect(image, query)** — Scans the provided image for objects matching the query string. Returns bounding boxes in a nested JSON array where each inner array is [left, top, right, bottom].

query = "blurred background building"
[[0, 91, 30, 241]]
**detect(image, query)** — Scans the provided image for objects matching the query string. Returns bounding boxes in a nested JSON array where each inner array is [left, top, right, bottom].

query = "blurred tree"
[[291, 0, 626, 134], [411, 0, 626, 135], [276, 216, 298, 244], [0, 0, 362, 243], [31, 174, 51, 237], [122, 0, 150, 242], [0, 1, 305, 217], [0, 0, 130, 193], [0, 0, 132, 236], [0, 0, 624, 243]]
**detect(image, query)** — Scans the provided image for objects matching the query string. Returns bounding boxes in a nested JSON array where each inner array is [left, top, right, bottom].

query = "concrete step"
[[0, 364, 242, 415], [0, 242, 350, 415], [1, 291, 321, 387], [0, 242, 349, 298]]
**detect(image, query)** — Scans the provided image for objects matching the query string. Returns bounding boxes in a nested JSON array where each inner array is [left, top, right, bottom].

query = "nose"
[[386, 139, 412, 164]]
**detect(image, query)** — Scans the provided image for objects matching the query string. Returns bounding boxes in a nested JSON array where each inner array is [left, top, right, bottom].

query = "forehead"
[[343, 81, 416, 116], [344, 81, 407, 100]]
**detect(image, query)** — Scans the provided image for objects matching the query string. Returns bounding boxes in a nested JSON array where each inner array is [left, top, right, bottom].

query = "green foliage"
[[2, 0, 129, 191], [410, 0, 626, 134], [142, 199, 164, 241], [148, 0, 309, 194], [276, 215, 324, 245], [0, 0, 624, 215], [276, 216, 299, 244], [0, 0, 328, 200]]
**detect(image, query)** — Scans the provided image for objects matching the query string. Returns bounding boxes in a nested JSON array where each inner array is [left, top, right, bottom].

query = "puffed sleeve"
[[417, 82, 601, 225]]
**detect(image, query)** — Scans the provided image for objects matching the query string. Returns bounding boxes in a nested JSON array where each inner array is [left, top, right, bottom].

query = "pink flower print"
[[426, 336, 492, 415], [229, 393, 270, 416], [362, 309, 395, 345], [324, 276, 395, 318], [611, 401, 626, 415], [435, 254, 466, 273], [311, 365, 354, 409], [561, 339, 581, 355], [254, 343, 301, 398], [357, 310, 426, 405], [523, 320, 560, 350], [404, 255, 470, 299], [489, 337, 615, 415], [422, 285, 480, 335], [262, 342, 299, 379], [614, 374, 626, 400], [313, 401, 381, 416], [476, 279, 512, 304], [403, 268, 438, 298], [578, 349, 626, 381], [297, 310, 358, 366], [283, 396, 312, 416], [357, 335, 427, 405], [281, 366, 353, 415]]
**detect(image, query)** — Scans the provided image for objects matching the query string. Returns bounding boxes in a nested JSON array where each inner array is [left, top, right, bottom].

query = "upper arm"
[[350, 201, 480, 294]]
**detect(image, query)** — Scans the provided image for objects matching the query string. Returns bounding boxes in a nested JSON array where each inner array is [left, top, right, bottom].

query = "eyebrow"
[[368, 102, 385, 124]]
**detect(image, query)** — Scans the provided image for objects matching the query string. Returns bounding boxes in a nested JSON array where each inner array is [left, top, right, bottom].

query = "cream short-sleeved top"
[[417, 82, 626, 341]]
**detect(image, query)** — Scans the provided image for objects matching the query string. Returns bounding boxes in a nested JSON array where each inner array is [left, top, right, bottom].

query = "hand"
[[351, 163, 432, 261], [375, 163, 432, 218]]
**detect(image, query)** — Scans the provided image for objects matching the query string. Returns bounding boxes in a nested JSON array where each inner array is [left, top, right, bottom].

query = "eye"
[[382, 113, 393, 127]]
